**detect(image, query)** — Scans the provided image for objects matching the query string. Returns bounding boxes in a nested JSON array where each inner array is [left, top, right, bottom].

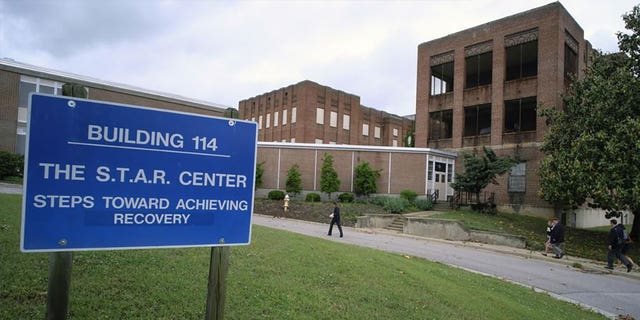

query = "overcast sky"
[[0, 0, 636, 116]]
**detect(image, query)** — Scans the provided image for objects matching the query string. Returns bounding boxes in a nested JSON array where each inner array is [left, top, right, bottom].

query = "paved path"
[[253, 215, 640, 319]]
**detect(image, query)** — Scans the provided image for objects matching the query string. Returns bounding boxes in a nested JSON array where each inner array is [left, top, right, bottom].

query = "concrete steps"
[[385, 216, 405, 232]]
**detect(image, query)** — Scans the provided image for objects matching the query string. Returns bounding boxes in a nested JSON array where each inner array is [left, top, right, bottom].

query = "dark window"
[[504, 97, 537, 133], [430, 61, 454, 95], [464, 104, 492, 136], [465, 52, 492, 88], [429, 109, 453, 140], [564, 43, 578, 80], [505, 40, 538, 80]]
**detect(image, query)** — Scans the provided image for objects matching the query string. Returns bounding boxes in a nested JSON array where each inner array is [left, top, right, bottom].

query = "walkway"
[[253, 214, 640, 319]]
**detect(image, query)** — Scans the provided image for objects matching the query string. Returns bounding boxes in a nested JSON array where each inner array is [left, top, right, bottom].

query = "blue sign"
[[21, 94, 257, 252]]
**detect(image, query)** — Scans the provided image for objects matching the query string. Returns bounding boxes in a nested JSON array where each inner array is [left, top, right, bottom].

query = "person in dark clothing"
[[549, 218, 565, 259], [607, 219, 633, 272], [327, 201, 343, 238]]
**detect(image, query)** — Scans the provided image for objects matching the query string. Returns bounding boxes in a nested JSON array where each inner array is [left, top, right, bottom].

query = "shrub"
[[383, 197, 409, 213], [338, 193, 354, 203], [268, 190, 285, 200], [414, 199, 434, 211], [400, 190, 418, 204], [305, 193, 321, 202], [471, 202, 497, 215], [370, 196, 390, 207], [0, 152, 24, 180]]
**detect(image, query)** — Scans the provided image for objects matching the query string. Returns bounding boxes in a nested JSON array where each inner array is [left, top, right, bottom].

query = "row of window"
[[251, 107, 297, 130], [429, 97, 536, 140]]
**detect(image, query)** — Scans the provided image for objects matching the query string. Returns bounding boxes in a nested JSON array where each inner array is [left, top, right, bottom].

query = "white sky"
[[0, 0, 636, 116]]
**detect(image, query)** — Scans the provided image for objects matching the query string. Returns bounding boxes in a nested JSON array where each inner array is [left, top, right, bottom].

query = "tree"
[[353, 161, 381, 197], [452, 146, 516, 204], [285, 164, 302, 197], [320, 153, 340, 199], [224, 107, 239, 119], [539, 4, 640, 240], [255, 161, 265, 190]]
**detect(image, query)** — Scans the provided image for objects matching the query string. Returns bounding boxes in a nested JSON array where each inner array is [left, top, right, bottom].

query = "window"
[[274, 111, 279, 127], [505, 40, 538, 80], [362, 123, 369, 136], [392, 140, 398, 147], [465, 51, 492, 88], [343, 114, 350, 130], [282, 109, 288, 125], [315, 138, 323, 144], [316, 108, 324, 124], [464, 104, 492, 136], [266, 113, 271, 128], [291, 107, 297, 123], [429, 109, 453, 140], [374, 126, 381, 139], [16, 76, 63, 155], [330, 111, 337, 127], [564, 43, 578, 80], [393, 128, 398, 137], [431, 61, 454, 95], [427, 160, 433, 180], [258, 115, 263, 130], [504, 97, 537, 133], [291, 138, 296, 143], [447, 163, 453, 182], [509, 162, 526, 192]]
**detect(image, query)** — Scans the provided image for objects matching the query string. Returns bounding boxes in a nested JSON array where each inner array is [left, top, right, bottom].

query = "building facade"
[[0, 59, 229, 154], [238, 80, 414, 147], [415, 3, 591, 217]]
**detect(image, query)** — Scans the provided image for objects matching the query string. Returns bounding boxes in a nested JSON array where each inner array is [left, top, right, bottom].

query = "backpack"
[[616, 227, 626, 245]]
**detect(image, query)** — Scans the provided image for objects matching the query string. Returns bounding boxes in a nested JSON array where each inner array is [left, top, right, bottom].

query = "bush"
[[305, 193, 321, 202], [0, 152, 23, 180], [370, 196, 390, 207], [338, 193, 354, 203], [400, 190, 418, 204], [268, 190, 285, 200], [383, 198, 410, 214], [471, 202, 497, 215], [414, 199, 434, 211]]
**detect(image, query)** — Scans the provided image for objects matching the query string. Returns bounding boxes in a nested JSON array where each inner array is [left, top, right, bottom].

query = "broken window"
[[564, 43, 578, 80], [504, 97, 537, 133], [464, 104, 492, 136], [429, 109, 453, 140], [430, 61, 454, 95], [505, 29, 538, 81], [465, 51, 492, 88]]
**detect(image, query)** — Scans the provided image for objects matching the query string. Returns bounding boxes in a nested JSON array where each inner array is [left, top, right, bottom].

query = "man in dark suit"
[[549, 218, 564, 259]]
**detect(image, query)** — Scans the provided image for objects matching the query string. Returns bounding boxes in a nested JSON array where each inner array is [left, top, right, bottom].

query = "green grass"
[[1, 194, 606, 319], [430, 209, 638, 263]]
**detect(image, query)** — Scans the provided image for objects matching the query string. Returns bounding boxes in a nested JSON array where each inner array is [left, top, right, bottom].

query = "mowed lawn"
[[1, 194, 606, 319]]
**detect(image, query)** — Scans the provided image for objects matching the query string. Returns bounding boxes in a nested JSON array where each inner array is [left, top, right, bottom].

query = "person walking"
[[549, 218, 564, 259], [542, 219, 553, 256], [607, 219, 633, 272], [327, 201, 343, 238]]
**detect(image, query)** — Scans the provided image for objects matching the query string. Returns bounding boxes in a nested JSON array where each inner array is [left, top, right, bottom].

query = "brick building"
[[238, 80, 414, 147], [0, 58, 228, 155], [415, 2, 591, 217]]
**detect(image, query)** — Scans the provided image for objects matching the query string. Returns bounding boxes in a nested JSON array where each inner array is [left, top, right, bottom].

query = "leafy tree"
[[285, 164, 302, 196], [539, 4, 640, 240], [320, 153, 340, 199], [255, 161, 265, 190], [224, 107, 239, 119], [452, 146, 516, 204], [353, 161, 381, 197]]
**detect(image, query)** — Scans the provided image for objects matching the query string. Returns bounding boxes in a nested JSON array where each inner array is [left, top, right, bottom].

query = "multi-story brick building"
[[0, 58, 228, 155], [415, 2, 592, 218], [238, 80, 414, 147]]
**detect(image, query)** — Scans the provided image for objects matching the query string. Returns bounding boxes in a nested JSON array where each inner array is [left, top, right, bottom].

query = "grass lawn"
[[0, 194, 608, 319], [430, 209, 638, 263]]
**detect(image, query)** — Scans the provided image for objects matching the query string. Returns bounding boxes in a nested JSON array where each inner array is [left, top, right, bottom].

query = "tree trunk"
[[630, 209, 640, 242]]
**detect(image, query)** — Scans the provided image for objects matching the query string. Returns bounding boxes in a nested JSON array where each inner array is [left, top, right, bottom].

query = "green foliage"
[[320, 153, 340, 199], [338, 192, 355, 203], [414, 199, 434, 211], [539, 5, 640, 241], [404, 127, 415, 147], [400, 189, 418, 204], [223, 107, 239, 118], [370, 196, 390, 207], [452, 146, 516, 204], [255, 161, 265, 190], [268, 190, 285, 200], [383, 197, 410, 213], [0, 152, 23, 180], [305, 192, 321, 202], [285, 164, 302, 196], [353, 161, 381, 197], [62, 82, 87, 98]]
